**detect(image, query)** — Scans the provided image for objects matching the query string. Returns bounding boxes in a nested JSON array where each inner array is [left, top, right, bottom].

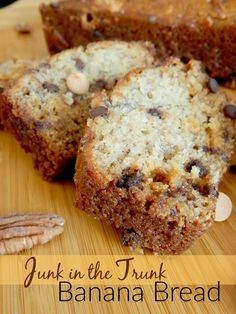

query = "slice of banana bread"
[[75, 58, 235, 254], [40, 0, 236, 79], [0, 41, 156, 180], [0, 60, 35, 129]]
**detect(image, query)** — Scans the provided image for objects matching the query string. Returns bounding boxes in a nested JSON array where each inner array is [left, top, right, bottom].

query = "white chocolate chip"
[[215, 192, 232, 222], [66, 72, 90, 95]]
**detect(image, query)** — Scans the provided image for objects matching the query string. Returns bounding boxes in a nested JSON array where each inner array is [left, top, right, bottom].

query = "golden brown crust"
[[41, 0, 236, 79], [0, 91, 73, 180], [75, 135, 215, 254]]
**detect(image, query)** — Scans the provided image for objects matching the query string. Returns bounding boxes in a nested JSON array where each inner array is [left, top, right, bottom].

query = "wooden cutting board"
[[0, 1, 235, 313]]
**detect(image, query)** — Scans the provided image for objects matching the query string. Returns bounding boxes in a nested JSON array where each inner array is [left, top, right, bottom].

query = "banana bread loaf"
[[74, 58, 235, 254], [40, 0, 236, 79], [0, 41, 156, 180]]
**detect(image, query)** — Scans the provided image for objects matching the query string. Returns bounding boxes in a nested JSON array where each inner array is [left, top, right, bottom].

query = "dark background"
[[0, 0, 17, 8]]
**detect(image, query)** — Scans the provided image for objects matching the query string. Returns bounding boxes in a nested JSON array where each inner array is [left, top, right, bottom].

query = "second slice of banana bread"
[[0, 41, 155, 180]]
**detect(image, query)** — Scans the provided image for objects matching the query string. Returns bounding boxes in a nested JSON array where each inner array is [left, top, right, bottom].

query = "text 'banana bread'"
[[75, 58, 235, 254], [0, 41, 156, 180]]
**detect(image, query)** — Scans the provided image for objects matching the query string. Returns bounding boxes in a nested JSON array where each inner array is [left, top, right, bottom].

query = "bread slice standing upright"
[[75, 58, 235, 254]]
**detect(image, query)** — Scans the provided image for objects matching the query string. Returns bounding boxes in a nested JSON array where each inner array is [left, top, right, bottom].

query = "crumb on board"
[[14, 23, 32, 34]]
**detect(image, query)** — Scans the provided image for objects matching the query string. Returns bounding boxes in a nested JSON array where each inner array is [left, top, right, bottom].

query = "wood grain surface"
[[0, 1, 235, 313]]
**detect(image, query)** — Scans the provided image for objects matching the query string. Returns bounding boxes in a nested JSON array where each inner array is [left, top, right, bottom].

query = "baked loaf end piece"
[[40, 0, 236, 79], [75, 59, 235, 254], [0, 41, 155, 180], [0, 60, 35, 129]]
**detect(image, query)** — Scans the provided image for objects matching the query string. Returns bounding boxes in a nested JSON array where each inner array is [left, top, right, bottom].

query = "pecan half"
[[0, 213, 65, 255]]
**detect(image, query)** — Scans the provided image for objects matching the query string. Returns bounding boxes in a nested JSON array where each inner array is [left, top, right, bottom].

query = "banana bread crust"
[[40, 0, 236, 79], [0, 91, 80, 180], [75, 138, 216, 254]]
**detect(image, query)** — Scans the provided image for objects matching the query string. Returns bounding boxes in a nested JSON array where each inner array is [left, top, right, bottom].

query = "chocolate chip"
[[201, 145, 212, 154], [208, 78, 219, 93], [229, 165, 236, 174], [223, 104, 236, 119], [206, 116, 211, 123], [34, 121, 44, 129], [117, 169, 144, 190], [184, 159, 208, 178], [121, 229, 141, 247], [209, 186, 219, 198], [220, 154, 229, 163], [87, 13, 93, 22], [0, 87, 4, 94], [34, 121, 51, 130], [89, 106, 108, 118], [22, 87, 30, 96], [148, 108, 164, 119], [168, 221, 178, 230], [91, 30, 104, 39], [144, 199, 153, 211], [181, 56, 190, 64], [202, 145, 229, 162], [95, 79, 107, 89], [42, 82, 59, 93], [193, 184, 218, 197], [74, 58, 85, 70], [90, 79, 108, 92], [170, 208, 177, 216]]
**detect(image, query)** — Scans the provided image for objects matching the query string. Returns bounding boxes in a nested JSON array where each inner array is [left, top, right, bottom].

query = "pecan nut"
[[0, 213, 65, 255]]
